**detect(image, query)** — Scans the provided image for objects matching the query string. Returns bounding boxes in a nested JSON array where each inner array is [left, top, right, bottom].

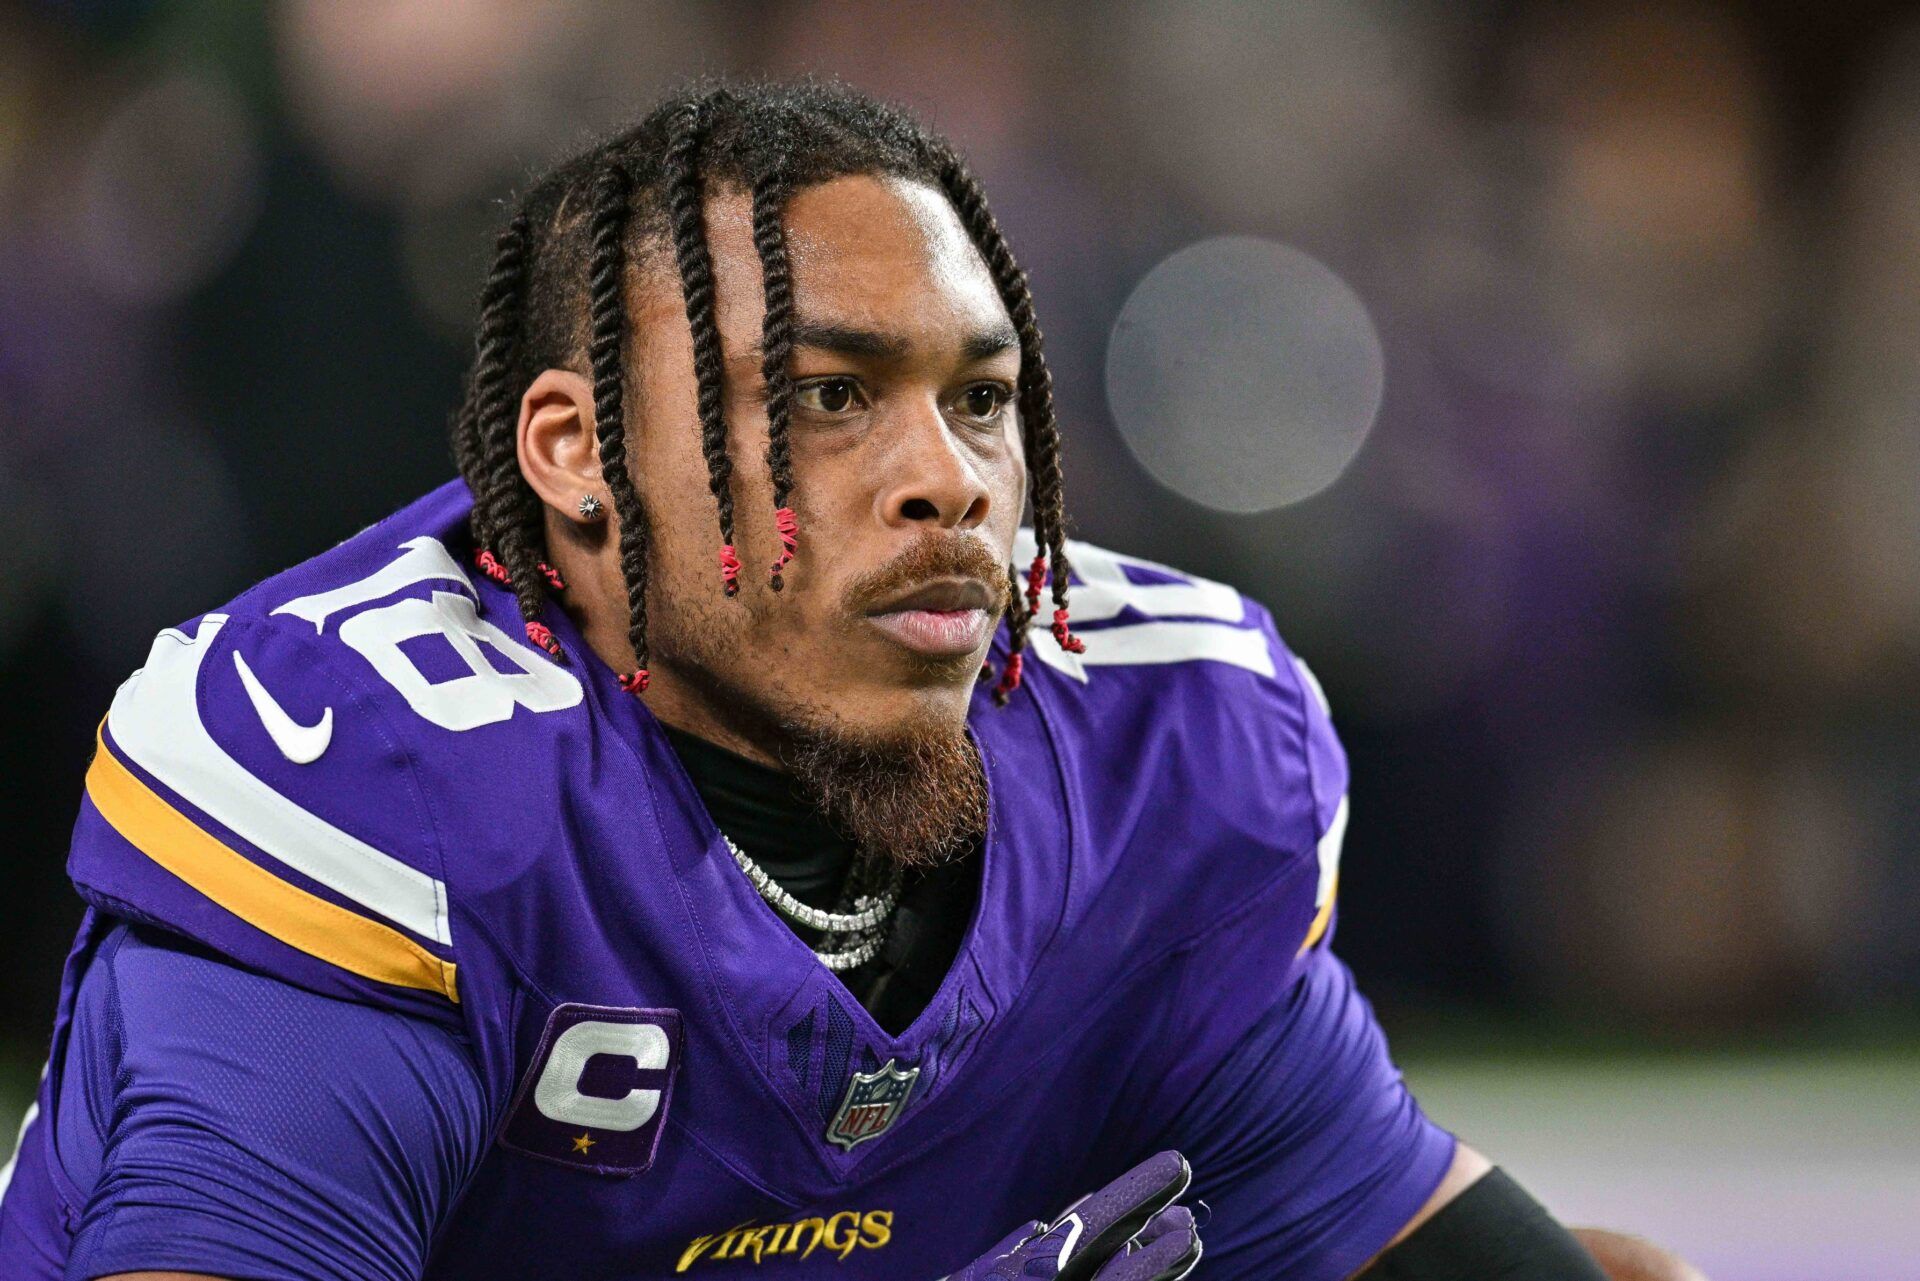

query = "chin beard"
[[777, 717, 987, 870]]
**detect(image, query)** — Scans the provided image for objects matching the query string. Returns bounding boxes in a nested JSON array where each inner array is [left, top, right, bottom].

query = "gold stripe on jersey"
[[86, 730, 459, 1003], [1299, 872, 1338, 954]]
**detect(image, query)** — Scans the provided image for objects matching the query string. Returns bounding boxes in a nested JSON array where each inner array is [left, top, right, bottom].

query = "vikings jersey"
[[0, 480, 1452, 1279]]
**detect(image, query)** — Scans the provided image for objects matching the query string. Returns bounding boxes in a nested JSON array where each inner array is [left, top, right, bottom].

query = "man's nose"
[[874, 407, 992, 531]]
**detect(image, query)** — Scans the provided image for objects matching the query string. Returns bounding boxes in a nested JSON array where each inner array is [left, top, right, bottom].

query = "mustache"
[[843, 532, 1012, 617]]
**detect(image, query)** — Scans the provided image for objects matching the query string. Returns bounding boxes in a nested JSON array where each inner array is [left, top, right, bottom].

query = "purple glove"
[[942, 1150, 1203, 1281]]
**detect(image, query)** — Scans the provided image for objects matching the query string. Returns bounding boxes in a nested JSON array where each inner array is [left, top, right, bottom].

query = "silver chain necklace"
[[723, 834, 900, 971]]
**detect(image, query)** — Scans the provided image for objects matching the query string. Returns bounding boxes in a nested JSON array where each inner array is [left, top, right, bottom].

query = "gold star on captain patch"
[[572, 1132, 596, 1155]]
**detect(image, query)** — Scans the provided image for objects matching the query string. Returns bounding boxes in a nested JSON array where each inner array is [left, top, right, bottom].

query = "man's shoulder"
[[72, 480, 592, 1019], [148, 477, 587, 760], [1008, 532, 1347, 949], [217, 478, 480, 629], [1017, 531, 1344, 826]]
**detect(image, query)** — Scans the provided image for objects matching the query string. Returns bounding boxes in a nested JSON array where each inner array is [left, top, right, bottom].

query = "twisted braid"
[[463, 213, 561, 656], [932, 148, 1082, 672], [993, 564, 1033, 705], [752, 148, 799, 591], [468, 214, 532, 557], [585, 164, 653, 691], [664, 99, 741, 596]]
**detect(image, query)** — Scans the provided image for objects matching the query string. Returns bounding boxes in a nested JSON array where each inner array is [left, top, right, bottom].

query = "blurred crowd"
[[2, 0, 1916, 1048]]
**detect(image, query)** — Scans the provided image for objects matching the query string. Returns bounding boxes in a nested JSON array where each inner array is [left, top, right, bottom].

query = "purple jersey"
[[0, 480, 1451, 1279]]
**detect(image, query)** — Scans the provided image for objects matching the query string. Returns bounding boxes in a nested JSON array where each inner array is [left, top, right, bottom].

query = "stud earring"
[[577, 494, 605, 521]]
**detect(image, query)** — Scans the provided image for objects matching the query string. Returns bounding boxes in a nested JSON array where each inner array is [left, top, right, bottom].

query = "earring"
[[577, 494, 605, 521]]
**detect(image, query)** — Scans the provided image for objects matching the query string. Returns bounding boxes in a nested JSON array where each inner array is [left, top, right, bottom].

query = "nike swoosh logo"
[[233, 651, 333, 764]]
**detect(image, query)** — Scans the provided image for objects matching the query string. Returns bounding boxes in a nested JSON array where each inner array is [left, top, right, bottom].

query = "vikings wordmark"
[[676, 1210, 894, 1271]]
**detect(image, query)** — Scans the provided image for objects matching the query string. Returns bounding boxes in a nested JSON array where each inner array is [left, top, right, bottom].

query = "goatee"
[[779, 718, 987, 869]]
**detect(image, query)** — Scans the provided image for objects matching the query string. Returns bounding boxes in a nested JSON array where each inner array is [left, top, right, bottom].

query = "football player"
[[0, 82, 1699, 1281]]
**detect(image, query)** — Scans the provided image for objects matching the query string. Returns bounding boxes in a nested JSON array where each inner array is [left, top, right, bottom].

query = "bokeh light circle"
[[1105, 236, 1385, 513]]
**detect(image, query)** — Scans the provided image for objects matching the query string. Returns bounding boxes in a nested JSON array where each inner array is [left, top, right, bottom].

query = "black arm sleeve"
[[1361, 1168, 1608, 1280]]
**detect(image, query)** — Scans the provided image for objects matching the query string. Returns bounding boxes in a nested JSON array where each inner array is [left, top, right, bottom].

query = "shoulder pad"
[[73, 528, 584, 1018], [1011, 532, 1348, 956]]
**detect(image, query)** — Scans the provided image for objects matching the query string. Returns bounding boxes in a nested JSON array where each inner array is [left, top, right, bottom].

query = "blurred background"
[[2, 1, 1916, 1275]]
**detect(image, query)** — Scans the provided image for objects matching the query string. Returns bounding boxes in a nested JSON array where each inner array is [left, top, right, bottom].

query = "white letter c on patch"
[[532, 1020, 670, 1132]]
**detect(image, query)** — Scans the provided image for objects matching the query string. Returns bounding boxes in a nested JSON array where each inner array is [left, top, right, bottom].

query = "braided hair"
[[450, 80, 1080, 700]]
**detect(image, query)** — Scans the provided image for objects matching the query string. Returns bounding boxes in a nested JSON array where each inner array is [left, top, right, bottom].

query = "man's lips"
[[864, 578, 998, 657], [866, 607, 994, 656]]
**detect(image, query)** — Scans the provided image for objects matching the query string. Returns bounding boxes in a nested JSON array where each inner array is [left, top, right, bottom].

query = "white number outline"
[[273, 537, 583, 732], [1014, 531, 1276, 680]]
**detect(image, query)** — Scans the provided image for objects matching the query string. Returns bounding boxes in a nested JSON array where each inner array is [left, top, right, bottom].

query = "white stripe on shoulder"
[[1315, 793, 1348, 909], [1060, 619, 1276, 678], [1011, 530, 1275, 681], [1291, 656, 1333, 716], [108, 614, 452, 946]]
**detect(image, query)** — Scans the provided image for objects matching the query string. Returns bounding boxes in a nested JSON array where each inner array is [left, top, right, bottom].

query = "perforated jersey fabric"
[[46, 925, 487, 1281]]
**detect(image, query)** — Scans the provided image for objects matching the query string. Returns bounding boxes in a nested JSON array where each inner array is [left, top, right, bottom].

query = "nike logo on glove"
[[234, 651, 333, 764]]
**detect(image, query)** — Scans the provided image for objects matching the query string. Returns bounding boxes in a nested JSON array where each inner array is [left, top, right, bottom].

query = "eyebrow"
[[961, 323, 1020, 362], [790, 321, 906, 359], [782, 319, 1021, 364]]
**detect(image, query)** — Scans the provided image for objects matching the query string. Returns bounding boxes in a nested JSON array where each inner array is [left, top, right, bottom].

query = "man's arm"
[[54, 924, 489, 1281], [1161, 944, 1701, 1280], [1361, 1144, 1706, 1281], [1570, 1227, 1708, 1281]]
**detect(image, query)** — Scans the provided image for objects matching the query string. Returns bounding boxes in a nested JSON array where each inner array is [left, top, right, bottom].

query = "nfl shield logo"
[[826, 1058, 919, 1151]]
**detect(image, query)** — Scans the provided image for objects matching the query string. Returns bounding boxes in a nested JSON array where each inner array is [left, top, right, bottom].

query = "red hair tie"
[[475, 551, 563, 592], [719, 543, 741, 596], [1051, 608, 1086, 654], [618, 669, 650, 694], [770, 507, 799, 590], [474, 549, 511, 585], [524, 621, 563, 659], [992, 651, 1024, 703], [1024, 554, 1047, 614]]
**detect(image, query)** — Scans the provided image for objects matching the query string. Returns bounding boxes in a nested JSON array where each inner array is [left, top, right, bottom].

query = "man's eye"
[[958, 384, 1010, 420], [796, 378, 860, 414]]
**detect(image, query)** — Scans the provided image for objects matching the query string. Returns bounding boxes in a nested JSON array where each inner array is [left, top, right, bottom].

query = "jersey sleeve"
[[1020, 534, 1350, 967], [55, 923, 488, 1281], [1150, 622, 1450, 1279], [1284, 643, 1349, 957], [1164, 947, 1455, 1281], [1021, 540, 1436, 1276], [70, 610, 462, 1022]]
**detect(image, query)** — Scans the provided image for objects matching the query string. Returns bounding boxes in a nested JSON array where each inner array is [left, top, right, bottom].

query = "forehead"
[[703, 173, 1010, 350]]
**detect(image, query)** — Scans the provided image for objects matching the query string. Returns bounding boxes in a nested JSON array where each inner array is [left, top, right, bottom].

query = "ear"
[[517, 369, 607, 520]]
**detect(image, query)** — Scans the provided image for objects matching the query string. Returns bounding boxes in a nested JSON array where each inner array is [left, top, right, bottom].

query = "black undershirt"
[[661, 725, 979, 1036]]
